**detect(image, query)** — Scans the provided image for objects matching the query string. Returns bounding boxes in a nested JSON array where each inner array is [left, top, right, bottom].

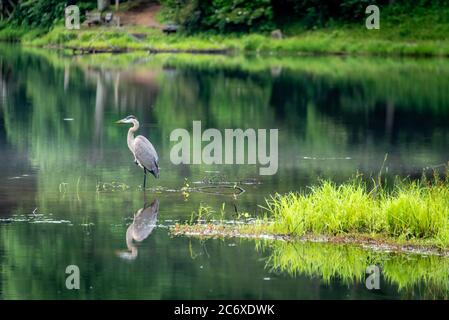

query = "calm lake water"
[[0, 45, 449, 299]]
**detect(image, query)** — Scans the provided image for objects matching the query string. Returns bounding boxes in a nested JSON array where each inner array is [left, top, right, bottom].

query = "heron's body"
[[128, 199, 159, 242], [117, 115, 160, 187]]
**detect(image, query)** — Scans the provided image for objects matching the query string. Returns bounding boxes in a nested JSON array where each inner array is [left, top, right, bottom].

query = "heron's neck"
[[125, 225, 138, 258], [127, 120, 139, 151], [126, 225, 134, 249]]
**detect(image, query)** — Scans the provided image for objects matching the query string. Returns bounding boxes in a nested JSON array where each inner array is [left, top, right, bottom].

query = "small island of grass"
[[172, 171, 449, 253]]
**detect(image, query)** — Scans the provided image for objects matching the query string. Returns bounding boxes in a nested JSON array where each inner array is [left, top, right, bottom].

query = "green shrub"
[[160, 0, 274, 33], [6, 0, 96, 29]]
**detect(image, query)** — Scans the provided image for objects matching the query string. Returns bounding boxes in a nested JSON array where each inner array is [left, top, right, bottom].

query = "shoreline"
[[38, 44, 232, 55], [23, 39, 449, 58], [2, 25, 449, 58]]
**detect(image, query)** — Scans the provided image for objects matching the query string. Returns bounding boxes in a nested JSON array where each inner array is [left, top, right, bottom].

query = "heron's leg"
[[143, 168, 147, 189]]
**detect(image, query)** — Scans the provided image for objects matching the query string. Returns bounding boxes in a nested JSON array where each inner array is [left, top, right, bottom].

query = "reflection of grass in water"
[[263, 241, 449, 299], [382, 256, 449, 297], [66, 51, 449, 117], [265, 241, 371, 285]]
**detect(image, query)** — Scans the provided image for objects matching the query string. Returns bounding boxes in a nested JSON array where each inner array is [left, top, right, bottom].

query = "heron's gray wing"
[[134, 135, 160, 178], [132, 199, 159, 242]]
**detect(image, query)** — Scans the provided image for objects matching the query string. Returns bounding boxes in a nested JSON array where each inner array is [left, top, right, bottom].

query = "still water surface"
[[0, 45, 448, 299]]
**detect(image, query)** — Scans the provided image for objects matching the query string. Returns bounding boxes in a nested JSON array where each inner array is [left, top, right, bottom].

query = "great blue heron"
[[117, 198, 159, 260], [116, 115, 159, 188]]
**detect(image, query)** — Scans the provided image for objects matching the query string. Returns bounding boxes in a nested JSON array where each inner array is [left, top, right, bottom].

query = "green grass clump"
[[266, 174, 449, 247]]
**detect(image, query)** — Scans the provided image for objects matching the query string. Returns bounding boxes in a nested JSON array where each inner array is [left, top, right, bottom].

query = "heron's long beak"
[[115, 119, 125, 124]]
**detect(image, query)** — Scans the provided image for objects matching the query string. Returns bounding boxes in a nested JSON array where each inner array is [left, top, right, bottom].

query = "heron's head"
[[115, 249, 138, 261], [115, 115, 138, 125]]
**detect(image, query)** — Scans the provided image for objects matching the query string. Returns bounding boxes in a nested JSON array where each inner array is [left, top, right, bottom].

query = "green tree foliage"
[[3, 0, 449, 32], [205, 0, 274, 32], [273, 0, 449, 28], [161, 0, 449, 32], [161, 0, 274, 32], [5, 0, 95, 29], [11, 0, 66, 28]]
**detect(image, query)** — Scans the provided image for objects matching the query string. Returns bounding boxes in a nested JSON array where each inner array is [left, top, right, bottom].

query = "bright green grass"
[[263, 175, 449, 247]]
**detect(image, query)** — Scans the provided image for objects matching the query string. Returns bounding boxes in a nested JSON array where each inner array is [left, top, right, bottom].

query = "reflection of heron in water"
[[115, 115, 160, 188], [117, 198, 159, 260]]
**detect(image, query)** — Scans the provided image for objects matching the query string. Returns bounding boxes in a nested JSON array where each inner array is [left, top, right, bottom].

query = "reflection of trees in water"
[[0, 50, 39, 216], [1, 48, 449, 298], [83, 67, 160, 142], [0, 49, 165, 205], [158, 64, 449, 180], [0, 60, 9, 108], [0, 142, 37, 218], [1, 51, 161, 163], [1, 48, 449, 189], [269, 68, 449, 132], [267, 68, 449, 176]]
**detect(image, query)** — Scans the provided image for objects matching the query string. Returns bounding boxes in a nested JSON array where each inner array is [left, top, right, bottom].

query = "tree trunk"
[[97, 0, 110, 12]]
